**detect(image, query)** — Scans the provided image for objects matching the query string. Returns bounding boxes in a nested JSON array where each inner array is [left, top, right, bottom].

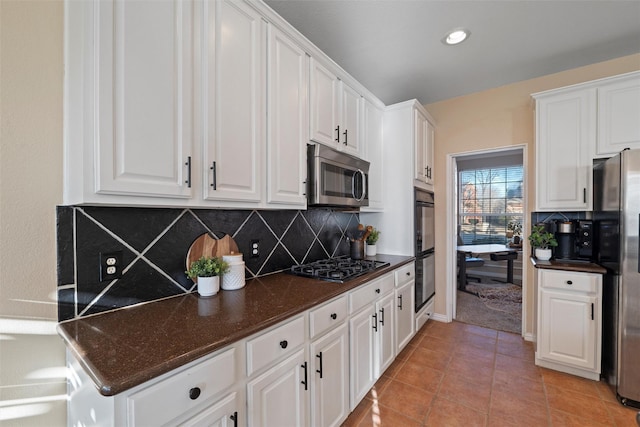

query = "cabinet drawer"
[[247, 315, 305, 376], [395, 262, 415, 287], [349, 273, 394, 314], [540, 269, 599, 293], [127, 347, 236, 426], [309, 295, 347, 339]]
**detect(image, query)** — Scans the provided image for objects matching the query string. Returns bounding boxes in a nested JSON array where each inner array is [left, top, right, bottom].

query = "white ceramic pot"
[[365, 244, 377, 257], [197, 276, 220, 297], [535, 248, 552, 261], [222, 253, 246, 290]]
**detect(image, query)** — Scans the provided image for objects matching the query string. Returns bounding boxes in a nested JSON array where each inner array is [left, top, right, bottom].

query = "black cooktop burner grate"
[[290, 256, 390, 283]]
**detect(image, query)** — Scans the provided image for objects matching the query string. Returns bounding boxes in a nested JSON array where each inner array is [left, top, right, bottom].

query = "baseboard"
[[524, 332, 535, 342], [430, 312, 448, 323]]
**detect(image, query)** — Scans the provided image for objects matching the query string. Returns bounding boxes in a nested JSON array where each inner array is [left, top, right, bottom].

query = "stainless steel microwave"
[[307, 144, 369, 207]]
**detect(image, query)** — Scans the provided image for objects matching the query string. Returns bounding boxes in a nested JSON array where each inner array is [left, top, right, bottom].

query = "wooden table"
[[457, 244, 518, 290]]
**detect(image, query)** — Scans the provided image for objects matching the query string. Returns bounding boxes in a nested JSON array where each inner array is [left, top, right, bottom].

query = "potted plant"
[[365, 227, 380, 256], [528, 224, 557, 261], [186, 256, 229, 297], [507, 220, 523, 244]]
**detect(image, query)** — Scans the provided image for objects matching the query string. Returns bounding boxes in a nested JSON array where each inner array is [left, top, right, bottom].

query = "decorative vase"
[[197, 276, 220, 297], [365, 244, 377, 257], [222, 253, 246, 290], [535, 248, 552, 261]]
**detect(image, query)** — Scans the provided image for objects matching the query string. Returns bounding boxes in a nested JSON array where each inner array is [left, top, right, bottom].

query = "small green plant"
[[528, 225, 558, 249], [366, 227, 380, 245], [507, 220, 522, 236], [186, 256, 229, 279]]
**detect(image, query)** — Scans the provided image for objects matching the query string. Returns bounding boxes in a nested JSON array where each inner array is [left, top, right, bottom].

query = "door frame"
[[445, 144, 529, 339]]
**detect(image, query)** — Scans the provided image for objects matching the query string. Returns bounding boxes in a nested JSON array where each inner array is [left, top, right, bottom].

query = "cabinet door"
[[348, 307, 375, 410], [424, 119, 435, 186], [179, 392, 240, 427], [203, 0, 264, 202], [597, 74, 640, 156], [341, 81, 362, 156], [375, 292, 395, 378], [535, 89, 595, 210], [413, 108, 427, 184], [247, 349, 309, 427], [361, 99, 384, 211], [310, 324, 349, 427], [95, 0, 193, 199], [395, 280, 415, 353], [266, 25, 308, 207], [309, 58, 339, 147], [538, 290, 597, 370]]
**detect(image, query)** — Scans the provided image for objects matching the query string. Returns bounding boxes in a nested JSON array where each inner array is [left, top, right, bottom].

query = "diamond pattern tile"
[[57, 206, 358, 321]]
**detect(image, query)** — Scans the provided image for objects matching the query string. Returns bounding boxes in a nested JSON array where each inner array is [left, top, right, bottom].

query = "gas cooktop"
[[289, 256, 390, 283]]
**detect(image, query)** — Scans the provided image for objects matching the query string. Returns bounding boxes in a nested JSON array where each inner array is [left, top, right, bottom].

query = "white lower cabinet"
[[535, 268, 602, 380], [348, 273, 395, 410], [395, 279, 415, 353], [66, 264, 416, 426], [180, 392, 240, 427], [247, 349, 309, 427], [310, 323, 349, 427]]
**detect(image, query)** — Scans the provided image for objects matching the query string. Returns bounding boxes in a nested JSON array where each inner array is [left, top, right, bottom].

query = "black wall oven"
[[415, 188, 435, 312]]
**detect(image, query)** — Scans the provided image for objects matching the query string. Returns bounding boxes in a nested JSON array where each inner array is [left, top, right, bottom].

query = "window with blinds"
[[458, 166, 523, 245]]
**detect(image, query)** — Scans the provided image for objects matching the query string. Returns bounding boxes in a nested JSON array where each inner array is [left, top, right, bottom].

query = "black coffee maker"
[[554, 220, 576, 260]]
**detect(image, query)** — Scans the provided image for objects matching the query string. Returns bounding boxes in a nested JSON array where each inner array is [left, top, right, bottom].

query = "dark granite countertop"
[[530, 257, 607, 274], [57, 254, 414, 396]]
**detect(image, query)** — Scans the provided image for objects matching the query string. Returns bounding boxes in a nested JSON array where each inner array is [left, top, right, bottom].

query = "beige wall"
[[425, 53, 640, 338], [0, 1, 67, 425]]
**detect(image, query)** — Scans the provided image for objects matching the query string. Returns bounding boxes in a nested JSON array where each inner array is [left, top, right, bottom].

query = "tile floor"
[[341, 320, 639, 427]]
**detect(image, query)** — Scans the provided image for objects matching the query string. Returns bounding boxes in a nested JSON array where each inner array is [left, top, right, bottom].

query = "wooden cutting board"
[[185, 233, 240, 271]]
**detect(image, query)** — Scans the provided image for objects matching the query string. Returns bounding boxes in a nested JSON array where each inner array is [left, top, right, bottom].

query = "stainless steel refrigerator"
[[593, 148, 640, 408]]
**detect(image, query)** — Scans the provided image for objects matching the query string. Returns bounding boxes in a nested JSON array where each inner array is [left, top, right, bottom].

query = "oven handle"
[[352, 169, 367, 202]]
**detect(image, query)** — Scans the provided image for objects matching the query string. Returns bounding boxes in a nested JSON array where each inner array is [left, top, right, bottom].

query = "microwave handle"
[[352, 169, 367, 202]]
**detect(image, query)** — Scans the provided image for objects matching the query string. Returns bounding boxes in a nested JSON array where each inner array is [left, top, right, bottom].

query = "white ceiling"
[[264, 0, 640, 105]]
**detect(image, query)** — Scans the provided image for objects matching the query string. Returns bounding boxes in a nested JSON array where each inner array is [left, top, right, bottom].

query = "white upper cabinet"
[[341, 81, 363, 156], [361, 99, 384, 211], [202, 0, 265, 203], [414, 107, 435, 190], [596, 72, 640, 157], [266, 25, 308, 207], [64, 0, 384, 207], [534, 88, 595, 211], [309, 58, 363, 157], [71, 0, 196, 201]]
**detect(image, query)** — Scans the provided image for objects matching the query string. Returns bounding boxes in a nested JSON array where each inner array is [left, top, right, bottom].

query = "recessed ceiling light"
[[442, 28, 470, 46]]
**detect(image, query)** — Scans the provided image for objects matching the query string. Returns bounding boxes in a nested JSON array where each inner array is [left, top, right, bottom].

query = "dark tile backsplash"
[[56, 206, 359, 321]]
